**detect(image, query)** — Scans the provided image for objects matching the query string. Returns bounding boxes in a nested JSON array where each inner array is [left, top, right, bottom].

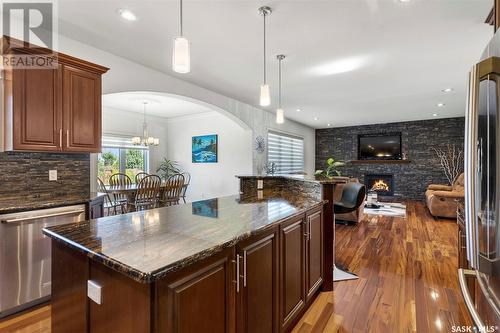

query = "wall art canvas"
[[192, 134, 218, 163]]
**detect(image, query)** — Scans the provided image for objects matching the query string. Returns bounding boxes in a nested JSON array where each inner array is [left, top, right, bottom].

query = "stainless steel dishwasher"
[[0, 204, 86, 318]]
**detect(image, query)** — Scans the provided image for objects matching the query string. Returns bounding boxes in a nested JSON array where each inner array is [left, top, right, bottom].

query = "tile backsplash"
[[0, 152, 90, 206]]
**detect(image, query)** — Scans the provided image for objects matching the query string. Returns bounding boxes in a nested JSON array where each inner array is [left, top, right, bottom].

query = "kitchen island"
[[44, 189, 328, 333]]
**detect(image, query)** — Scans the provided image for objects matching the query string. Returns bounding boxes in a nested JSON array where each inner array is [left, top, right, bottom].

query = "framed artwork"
[[192, 134, 218, 163]]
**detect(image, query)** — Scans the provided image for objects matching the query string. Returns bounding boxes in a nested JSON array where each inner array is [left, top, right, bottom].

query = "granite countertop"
[[0, 192, 105, 214], [236, 174, 350, 184], [43, 191, 325, 284]]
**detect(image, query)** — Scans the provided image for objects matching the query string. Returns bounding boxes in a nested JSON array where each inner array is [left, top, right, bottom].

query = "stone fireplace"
[[365, 174, 394, 197]]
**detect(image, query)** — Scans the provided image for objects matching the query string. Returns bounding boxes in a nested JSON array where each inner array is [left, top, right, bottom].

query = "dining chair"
[[109, 173, 132, 208], [129, 175, 162, 211], [135, 172, 149, 184], [97, 178, 125, 216], [180, 172, 191, 204], [161, 174, 185, 207]]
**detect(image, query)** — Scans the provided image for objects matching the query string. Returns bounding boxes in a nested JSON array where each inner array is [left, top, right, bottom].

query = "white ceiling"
[[102, 91, 213, 118], [58, 0, 492, 128]]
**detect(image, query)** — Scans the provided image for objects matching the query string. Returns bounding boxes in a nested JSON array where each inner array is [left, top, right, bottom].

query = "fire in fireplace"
[[364, 174, 394, 196]]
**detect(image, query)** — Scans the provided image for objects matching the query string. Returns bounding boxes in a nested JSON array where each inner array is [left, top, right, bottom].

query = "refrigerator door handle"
[[459, 269, 485, 329], [464, 66, 480, 269]]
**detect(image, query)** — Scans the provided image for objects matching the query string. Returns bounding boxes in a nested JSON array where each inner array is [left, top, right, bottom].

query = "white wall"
[[166, 112, 252, 202]]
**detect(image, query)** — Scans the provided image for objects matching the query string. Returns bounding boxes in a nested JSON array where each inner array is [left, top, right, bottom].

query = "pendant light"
[[173, 0, 190, 73], [258, 6, 272, 106], [132, 102, 160, 146], [276, 54, 285, 124]]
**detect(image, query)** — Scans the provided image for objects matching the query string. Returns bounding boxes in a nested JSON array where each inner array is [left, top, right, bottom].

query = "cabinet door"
[[305, 210, 323, 302], [279, 216, 305, 331], [157, 249, 235, 333], [237, 228, 278, 333], [12, 67, 62, 151], [62, 65, 101, 152]]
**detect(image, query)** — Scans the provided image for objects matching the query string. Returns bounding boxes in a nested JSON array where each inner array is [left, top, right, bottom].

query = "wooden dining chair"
[[109, 173, 132, 207], [135, 172, 149, 184], [97, 178, 125, 216], [129, 175, 162, 211], [180, 172, 191, 204], [161, 174, 185, 207]]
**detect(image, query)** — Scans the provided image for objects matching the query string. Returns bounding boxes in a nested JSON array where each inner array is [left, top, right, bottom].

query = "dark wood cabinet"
[[11, 66, 62, 151], [305, 209, 323, 302], [157, 249, 235, 333], [1, 36, 108, 153], [236, 227, 279, 333], [63, 65, 102, 152], [87, 195, 105, 220], [279, 216, 306, 331]]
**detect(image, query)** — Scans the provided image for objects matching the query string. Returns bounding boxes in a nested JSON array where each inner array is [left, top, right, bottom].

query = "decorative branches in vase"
[[431, 144, 464, 185]]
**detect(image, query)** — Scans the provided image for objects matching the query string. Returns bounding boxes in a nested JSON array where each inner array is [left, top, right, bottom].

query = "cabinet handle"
[[232, 254, 241, 293], [243, 251, 247, 287], [66, 130, 70, 148], [59, 129, 63, 148]]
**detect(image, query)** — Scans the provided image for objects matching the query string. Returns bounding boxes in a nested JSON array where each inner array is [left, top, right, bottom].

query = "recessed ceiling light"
[[314, 117, 319, 121], [327, 123, 331, 127], [442, 88, 454, 93], [433, 113, 439, 117], [117, 8, 137, 21], [437, 103, 445, 107], [296, 108, 301, 112], [399, 0, 411, 2]]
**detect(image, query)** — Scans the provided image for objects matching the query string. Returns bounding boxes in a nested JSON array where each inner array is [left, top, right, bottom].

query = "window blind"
[[267, 131, 304, 174], [102, 135, 149, 150]]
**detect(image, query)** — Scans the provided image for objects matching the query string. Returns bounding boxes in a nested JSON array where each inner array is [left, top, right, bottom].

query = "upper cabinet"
[[1, 36, 109, 153]]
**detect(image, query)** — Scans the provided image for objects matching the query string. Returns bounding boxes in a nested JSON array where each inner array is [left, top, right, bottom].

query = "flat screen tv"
[[358, 133, 402, 160]]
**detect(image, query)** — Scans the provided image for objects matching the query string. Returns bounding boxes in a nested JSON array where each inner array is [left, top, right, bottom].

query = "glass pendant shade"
[[132, 136, 141, 145], [260, 84, 271, 106], [276, 108, 284, 124], [173, 37, 190, 73]]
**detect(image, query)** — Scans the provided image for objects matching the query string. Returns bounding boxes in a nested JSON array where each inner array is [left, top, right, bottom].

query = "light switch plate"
[[49, 170, 57, 181], [257, 190, 264, 199], [87, 280, 102, 305], [257, 179, 264, 190]]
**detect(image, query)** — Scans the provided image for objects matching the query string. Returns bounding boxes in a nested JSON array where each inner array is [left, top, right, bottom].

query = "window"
[[97, 136, 149, 184], [267, 131, 304, 174]]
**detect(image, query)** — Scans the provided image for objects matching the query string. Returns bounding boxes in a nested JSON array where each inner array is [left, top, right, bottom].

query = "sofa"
[[425, 173, 465, 219], [334, 178, 365, 223]]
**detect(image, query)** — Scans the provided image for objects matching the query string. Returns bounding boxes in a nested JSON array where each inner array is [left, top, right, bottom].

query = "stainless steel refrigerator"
[[462, 31, 500, 331]]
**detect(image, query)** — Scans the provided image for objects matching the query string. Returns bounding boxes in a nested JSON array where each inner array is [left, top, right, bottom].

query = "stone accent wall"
[[0, 152, 90, 207], [315, 117, 465, 200]]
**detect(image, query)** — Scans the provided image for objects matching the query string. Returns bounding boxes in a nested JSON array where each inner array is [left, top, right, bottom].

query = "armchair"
[[425, 173, 464, 219]]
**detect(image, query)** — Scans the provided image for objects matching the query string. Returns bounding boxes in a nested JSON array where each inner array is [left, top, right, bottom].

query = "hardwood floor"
[[292, 201, 473, 333], [0, 202, 471, 333]]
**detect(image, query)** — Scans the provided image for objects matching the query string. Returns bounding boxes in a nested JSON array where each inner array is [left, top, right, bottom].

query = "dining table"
[[105, 183, 170, 212]]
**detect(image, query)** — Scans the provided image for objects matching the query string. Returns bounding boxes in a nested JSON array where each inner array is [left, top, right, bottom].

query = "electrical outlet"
[[87, 280, 102, 305], [49, 170, 57, 181]]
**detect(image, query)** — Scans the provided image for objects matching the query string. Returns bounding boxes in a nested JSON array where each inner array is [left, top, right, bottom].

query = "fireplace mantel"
[[350, 160, 411, 164]]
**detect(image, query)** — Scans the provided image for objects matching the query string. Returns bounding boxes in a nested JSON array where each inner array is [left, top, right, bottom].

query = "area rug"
[[334, 266, 359, 282], [364, 202, 406, 217]]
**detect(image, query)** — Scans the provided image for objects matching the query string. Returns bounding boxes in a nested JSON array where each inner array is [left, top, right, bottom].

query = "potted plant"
[[157, 158, 181, 180], [315, 157, 345, 179]]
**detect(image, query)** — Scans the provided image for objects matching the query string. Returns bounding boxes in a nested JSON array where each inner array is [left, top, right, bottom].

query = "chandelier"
[[132, 102, 159, 146]]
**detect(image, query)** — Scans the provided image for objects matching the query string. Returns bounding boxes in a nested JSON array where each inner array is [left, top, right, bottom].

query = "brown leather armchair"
[[425, 173, 464, 219], [334, 178, 365, 223]]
